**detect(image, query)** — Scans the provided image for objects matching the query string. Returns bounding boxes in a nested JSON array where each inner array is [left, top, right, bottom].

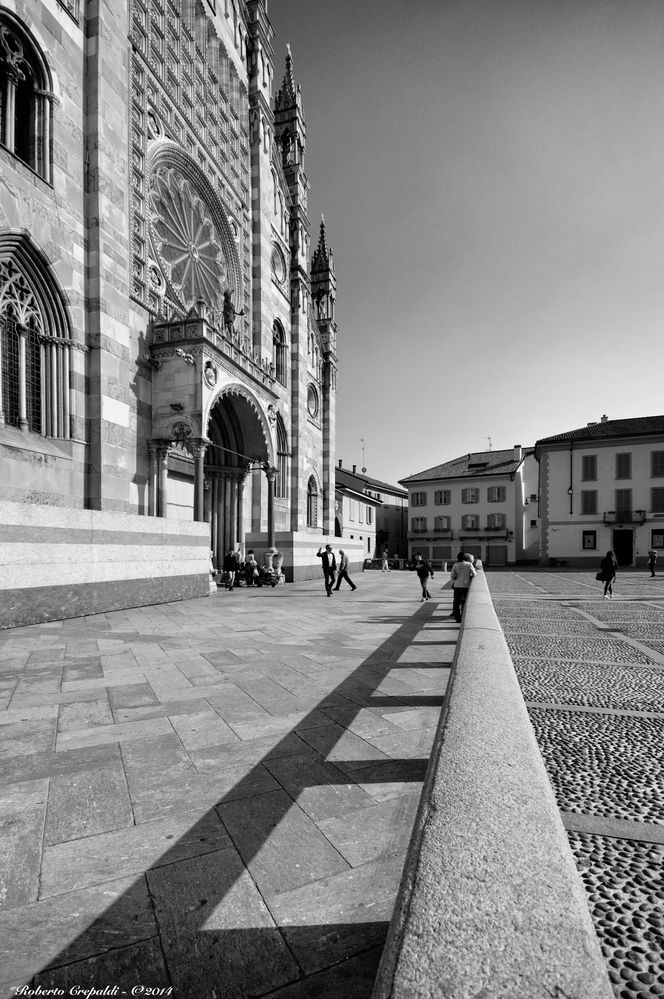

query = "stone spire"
[[275, 44, 298, 111], [311, 215, 330, 272]]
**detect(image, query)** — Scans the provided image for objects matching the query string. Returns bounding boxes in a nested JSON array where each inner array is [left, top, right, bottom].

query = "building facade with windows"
[[400, 447, 538, 567], [535, 415, 664, 567], [334, 464, 381, 564], [0, 0, 341, 626], [334, 461, 408, 560]]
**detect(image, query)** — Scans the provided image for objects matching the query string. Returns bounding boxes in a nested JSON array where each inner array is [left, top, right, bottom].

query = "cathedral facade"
[[0, 0, 344, 626]]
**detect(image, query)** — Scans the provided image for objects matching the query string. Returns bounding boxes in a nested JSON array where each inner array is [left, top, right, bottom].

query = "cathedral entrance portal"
[[205, 388, 276, 572]]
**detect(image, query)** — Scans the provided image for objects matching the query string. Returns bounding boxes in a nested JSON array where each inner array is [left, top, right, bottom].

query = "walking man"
[[648, 549, 657, 577], [450, 551, 476, 623], [334, 549, 357, 591], [316, 544, 337, 596], [381, 549, 390, 572]]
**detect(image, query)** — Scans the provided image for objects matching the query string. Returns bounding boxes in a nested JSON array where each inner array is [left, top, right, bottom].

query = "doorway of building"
[[612, 529, 633, 566]]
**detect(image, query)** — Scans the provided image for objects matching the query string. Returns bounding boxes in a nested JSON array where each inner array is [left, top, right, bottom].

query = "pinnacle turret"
[[275, 44, 299, 111], [311, 216, 330, 272]]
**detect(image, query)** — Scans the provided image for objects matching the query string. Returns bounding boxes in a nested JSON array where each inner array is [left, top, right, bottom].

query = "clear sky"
[[269, 0, 664, 485]]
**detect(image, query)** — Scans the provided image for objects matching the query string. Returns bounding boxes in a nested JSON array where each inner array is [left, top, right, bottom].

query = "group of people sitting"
[[220, 547, 283, 590], [411, 550, 479, 622]]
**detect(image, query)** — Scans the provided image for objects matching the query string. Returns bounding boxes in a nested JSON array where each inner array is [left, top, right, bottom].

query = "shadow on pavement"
[[17, 602, 450, 999]]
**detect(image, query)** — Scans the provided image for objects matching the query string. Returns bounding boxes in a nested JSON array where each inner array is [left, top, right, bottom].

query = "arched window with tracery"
[[0, 14, 54, 182], [0, 236, 73, 438], [275, 414, 288, 499], [273, 320, 287, 386], [306, 475, 318, 529]]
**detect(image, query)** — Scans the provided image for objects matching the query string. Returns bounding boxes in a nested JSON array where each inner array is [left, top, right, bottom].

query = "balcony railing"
[[150, 315, 276, 388], [603, 510, 647, 525]]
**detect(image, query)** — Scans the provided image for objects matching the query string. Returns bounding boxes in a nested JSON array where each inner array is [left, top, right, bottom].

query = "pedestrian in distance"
[[600, 550, 618, 599], [449, 551, 477, 622], [648, 549, 657, 578], [416, 556, 434, 601], [316, 544, 337, 596], [334, 549, 357, 591], [381, 549, 390, 572], [245, 549, 259, 586], [222, 547, 240, 591]]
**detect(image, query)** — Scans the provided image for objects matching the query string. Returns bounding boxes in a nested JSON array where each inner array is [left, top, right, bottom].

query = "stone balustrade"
[[371, 570, 614, 999]]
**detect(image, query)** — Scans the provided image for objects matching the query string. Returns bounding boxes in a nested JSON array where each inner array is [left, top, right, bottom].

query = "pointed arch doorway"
[[205, 386, 277, 572]]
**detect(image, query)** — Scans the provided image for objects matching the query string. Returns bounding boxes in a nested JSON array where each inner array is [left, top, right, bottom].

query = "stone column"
[[266, 466, 276, 549], [156, 442, 171, 518], [62, 342, 70, 438], [0, 329, 5, 427], [2, 71, 16, 150], [147, 443, 158, 517], [50, 341, 58, 435], [229, 476, 238, 550], [17, 326, 27, 430], [237, 470, 247, 553], [192, 439, 208, 523]]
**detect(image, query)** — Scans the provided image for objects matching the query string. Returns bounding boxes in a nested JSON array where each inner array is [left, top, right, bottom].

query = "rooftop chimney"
[[352, 464, 357, 474], [338, 459, 342, 468], [513, 444, 522, 462], [600, 414, 608, 423]]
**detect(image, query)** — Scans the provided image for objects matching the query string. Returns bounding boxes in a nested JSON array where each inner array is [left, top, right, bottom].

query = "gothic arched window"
[[0, 14, 54, 182], [275, 414, 288, 499], [273, 320, 287, 386], [0, 236, 73, 438], [307, 476, 318, 529]]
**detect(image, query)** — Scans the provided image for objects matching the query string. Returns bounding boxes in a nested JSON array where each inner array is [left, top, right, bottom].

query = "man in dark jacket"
[[316, 544, 337, 596]]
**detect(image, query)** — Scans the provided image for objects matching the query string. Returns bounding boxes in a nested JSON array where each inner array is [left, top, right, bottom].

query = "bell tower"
[[311, 216, 338, 534], [274, 47, 313, 531]]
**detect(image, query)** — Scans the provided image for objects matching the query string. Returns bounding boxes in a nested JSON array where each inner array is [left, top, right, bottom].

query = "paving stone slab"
[[268, 852, 405, 975], [169, 708, 239, 751], [296, 722, 390, 772], [107, 682, 159, 710], [0, 742, 121, 785], [261, 944, 384, 999], [111, 695, 213, 724], [0, 875, 156, 984], [148, 847, 299, 998], [55, 716, 173, 751], [227, 708, 333, 742], [366, 724, 438, 760], [189, 730, 311, 774], [33, 936, 170, 994], [0, 717, 57, 759], [40, 809, 231, 897], [0, 703, 59, 726], [317, 793, 420, 867], [57, 696, 114, 732], [351, 758, 428, 803], [319, 703, 404, 740], [44, 762, 134, 845], [219, 788, 350, 896], [264, 752, 375, 823], [0, 779, 47, 910]]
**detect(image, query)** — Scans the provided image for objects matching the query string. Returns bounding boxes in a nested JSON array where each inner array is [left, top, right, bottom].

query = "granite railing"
[[371, 570, 614, 999]]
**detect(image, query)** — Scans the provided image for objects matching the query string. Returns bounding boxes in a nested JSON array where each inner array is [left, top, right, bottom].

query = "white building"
[[535, 415, 664, 567], [334, 464, 381, 563], [400, 447, 539, 567]]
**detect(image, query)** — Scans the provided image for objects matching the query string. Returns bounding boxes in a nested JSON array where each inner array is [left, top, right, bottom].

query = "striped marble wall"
[[0, 502, 211, 628]]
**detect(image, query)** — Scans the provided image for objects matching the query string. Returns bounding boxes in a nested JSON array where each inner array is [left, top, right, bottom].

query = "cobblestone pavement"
[[0, 571, 456, 999], [489, 569, 664, 999]]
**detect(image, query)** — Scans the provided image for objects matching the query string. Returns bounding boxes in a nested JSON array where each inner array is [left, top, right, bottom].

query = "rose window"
[[148, 166, 227, 313]]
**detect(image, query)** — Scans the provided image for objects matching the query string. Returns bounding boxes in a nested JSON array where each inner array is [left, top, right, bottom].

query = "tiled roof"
[[335, 466, 406, 498], [400, 448, 533, 484], [536, 415, 664, 448]]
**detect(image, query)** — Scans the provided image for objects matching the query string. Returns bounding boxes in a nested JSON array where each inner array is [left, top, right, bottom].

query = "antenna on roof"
[[484, 436, 492, 452], [360, 438, 367, 473]]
